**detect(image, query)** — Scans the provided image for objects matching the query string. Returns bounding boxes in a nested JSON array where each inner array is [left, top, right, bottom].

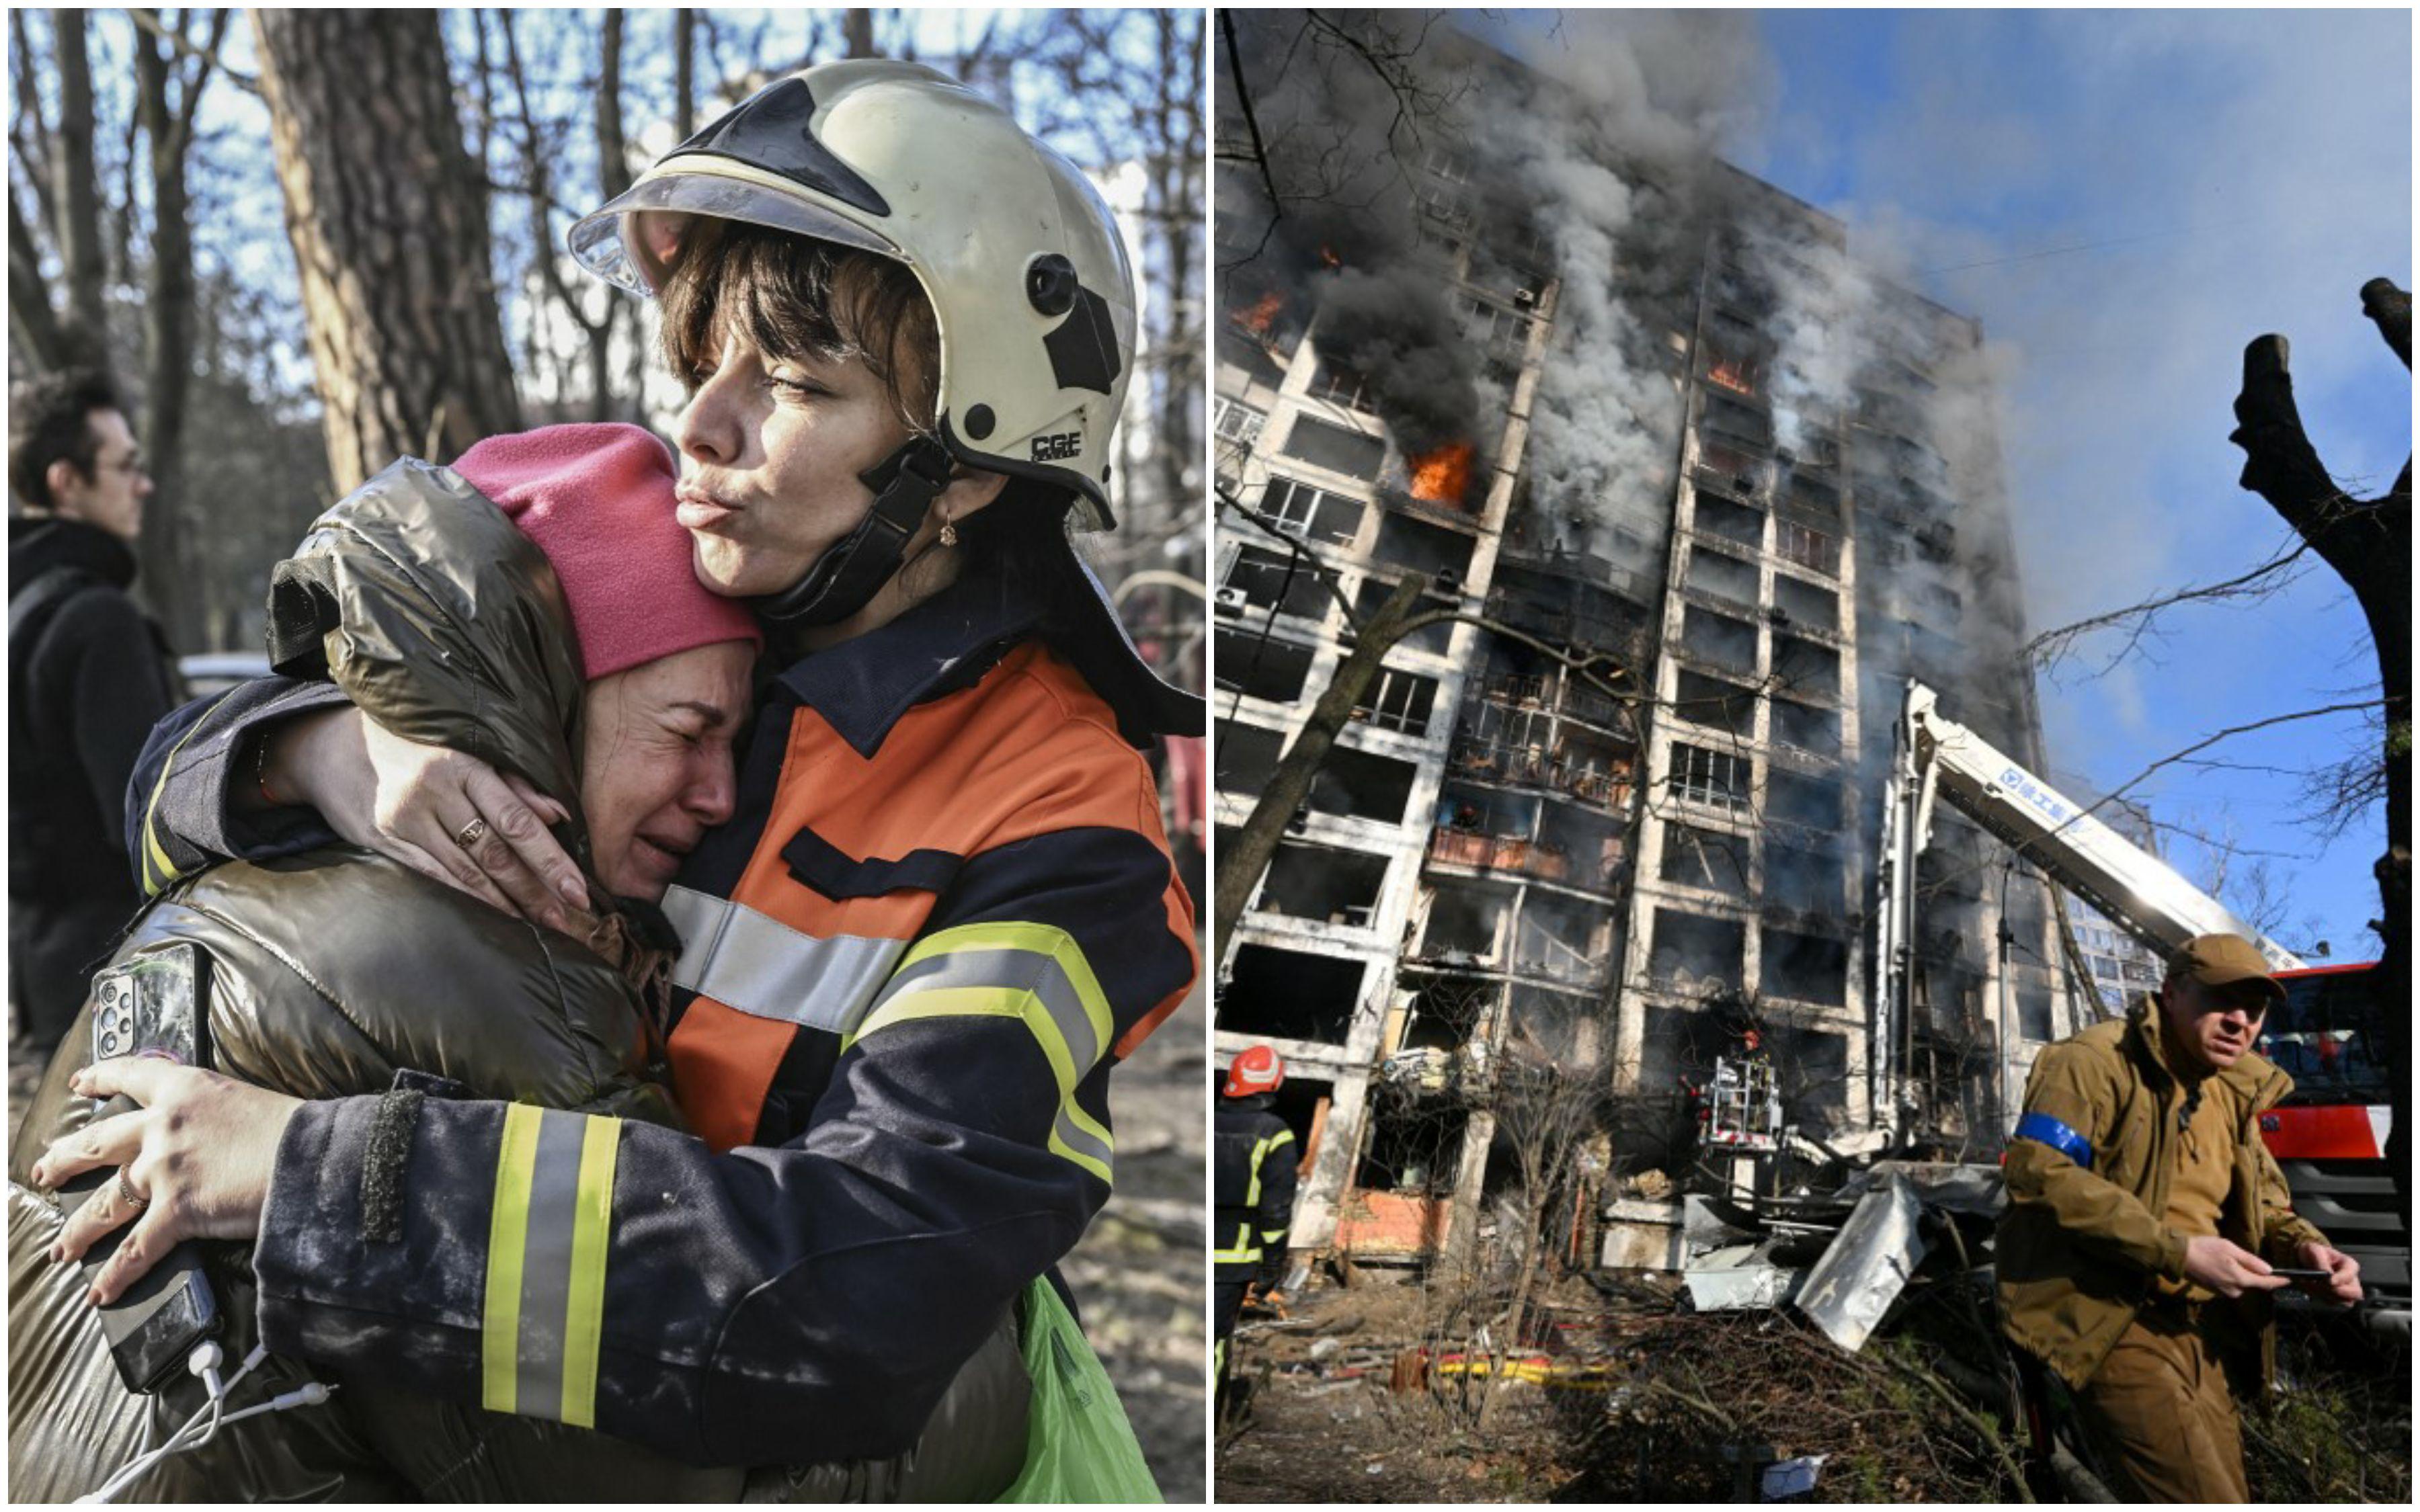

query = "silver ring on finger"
[[118, 1169, 148, 1211], [455, 816, 491, 851]]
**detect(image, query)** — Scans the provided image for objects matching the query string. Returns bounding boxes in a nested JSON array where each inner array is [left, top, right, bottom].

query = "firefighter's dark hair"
[[9, 369, 123, 513]]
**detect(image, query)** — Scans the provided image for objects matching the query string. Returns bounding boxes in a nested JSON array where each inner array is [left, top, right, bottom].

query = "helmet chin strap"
[[748, 435, 955, 627]]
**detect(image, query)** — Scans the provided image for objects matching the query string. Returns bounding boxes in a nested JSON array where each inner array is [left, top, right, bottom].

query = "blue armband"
[[2013, 1111, 2094, 1169]]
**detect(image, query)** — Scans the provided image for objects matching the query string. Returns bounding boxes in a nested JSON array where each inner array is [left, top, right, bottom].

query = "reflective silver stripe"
[[514, 1108, 590, 1421], [1053, 1105, 1115, 1176], [661, 886, 905, 1034], [870, 947, 1103, 1073]]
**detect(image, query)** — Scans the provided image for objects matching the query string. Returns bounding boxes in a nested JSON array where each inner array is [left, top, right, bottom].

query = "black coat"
[[7, 517, 177, 1044]]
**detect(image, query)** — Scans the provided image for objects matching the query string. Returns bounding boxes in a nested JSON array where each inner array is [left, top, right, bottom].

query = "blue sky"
[[1733, 9, 2411, 956], [1487, 9, 2411, 954]]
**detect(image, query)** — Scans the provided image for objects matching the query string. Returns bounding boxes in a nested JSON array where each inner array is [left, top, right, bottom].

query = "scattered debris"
[[1797, 1173, 1928, 1353]]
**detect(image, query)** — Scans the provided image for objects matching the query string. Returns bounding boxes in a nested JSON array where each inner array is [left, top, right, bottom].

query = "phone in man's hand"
[[61, 944, 224, 1393]]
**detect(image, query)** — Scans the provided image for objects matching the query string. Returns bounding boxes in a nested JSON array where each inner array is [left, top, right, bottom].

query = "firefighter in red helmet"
[[1213, 1044, 1298, 1410]]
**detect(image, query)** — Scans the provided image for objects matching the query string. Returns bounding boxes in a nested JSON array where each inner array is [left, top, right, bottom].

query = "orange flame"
[[1410, 442, 1475, 505], [1708, 358, 1757, 396], [1319, 244, 1342, 268], [1235, 290, 1282, 335]]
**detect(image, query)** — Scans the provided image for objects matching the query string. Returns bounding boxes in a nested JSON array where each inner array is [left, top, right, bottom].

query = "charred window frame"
[[1213, 397, 1266, 446], [1667, 742, 1750, 814], [1307, 353, 1378, 414], [1262, 475, 1365, 548], [1280, 414, 1387, 481], [1355, 667, 1440, 736], [1673, 668, 1759, 739], [1213, 626, 1316, 704], [1659, 823, 1751, 899], [1775, 519, 1841, 577], [1214, 718, 1285, 794], [1219, 544, 1334, 622]]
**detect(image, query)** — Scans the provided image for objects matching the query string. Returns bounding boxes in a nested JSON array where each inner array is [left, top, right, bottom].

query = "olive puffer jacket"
[[7, 460, 1023, 1502], [1996, 995, 2329, 1392]]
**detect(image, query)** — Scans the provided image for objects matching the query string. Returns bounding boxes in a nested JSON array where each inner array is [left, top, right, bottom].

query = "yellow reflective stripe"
[[1213, 1220, 1260, 1264], [891, 921, 1115, 1054], [852, 923, 1121, 1187], [1243, 1128, 1294, 1207], [482, 1103, 544, 1415], [137, 691, 235, 896], [559, 1114, 620, 1429], [1260, 1228, 1289, 1243]]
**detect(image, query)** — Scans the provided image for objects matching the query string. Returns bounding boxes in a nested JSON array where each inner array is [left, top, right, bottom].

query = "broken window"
[[1353, 574, 1459, 655], [1771, 1026, 1849, 1134], [1686, 544, 1760, 610], [1261, 474, 1365, 548], [1214, 626, 1314, 704], [1214, 718, 1284, 794], [2019, 987, 2055, 1042], [1771, 573, 1838, 632], [1401, 972, 1492, 1050], [1280, 414, 1385, 480], [1219, 544, 1332, 620], [1775, 518, 1840, 577], [1694, 491, 1766, 550], [1660, 823, 1750, 898], [1513, 893, 1611, 989], [1258, 842, 1389, 928], [1418, 888, 1507, 966], [1772, 636, 1839, 701], [1307, 743, 1418, 825], [1701, 393, 1770, 448], [1220, 944, 1363, 1044], [1760, 929, 1848, 1006], [1668, 742, 1750, 813], [1767, 769, 1844, 832], [1769, 695, 1841, 756], [1357, 1099, 1466, 1193], [1673, 669, 1759, 738], [1354, 667, 1439, 735], [1765, 837, 1844, 915], [1307, 353, 1378, 413], [1649, 909, 1745, 996], [1371, 511, 1477, 582], [1787, 470, 1839, 517], [1682, 605, 1759, 675]]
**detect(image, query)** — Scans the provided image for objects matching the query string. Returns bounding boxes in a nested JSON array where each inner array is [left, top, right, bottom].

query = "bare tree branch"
[[124, 4, 257, 97]]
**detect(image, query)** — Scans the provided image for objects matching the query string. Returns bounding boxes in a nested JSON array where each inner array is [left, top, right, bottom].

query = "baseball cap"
[[2167, 934, 2286, 1006]]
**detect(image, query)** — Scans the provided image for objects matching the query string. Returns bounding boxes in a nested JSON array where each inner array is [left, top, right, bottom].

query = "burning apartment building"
[[1212, 16, 2089, 1270]]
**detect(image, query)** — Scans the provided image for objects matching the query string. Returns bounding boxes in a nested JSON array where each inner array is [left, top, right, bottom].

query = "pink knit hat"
[[451, 423, 761, 680]]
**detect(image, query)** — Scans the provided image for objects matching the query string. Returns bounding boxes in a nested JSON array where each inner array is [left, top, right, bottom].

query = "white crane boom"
[[1873, 681, 2304, 1143]]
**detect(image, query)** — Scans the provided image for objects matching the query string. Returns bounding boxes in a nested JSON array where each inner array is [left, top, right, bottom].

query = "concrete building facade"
[[1213, 47, 2086, 1267]]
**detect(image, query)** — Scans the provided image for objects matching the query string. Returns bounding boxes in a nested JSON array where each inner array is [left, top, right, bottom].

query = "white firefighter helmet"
[[568, 59, 1135, 530]]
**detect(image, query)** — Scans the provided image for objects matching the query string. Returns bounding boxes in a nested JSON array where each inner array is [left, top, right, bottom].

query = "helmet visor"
[[568, 173, 902, 295]]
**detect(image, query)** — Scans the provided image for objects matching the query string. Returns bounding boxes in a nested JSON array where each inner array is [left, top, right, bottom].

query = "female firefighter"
[[36, 61, 1199, 1490]]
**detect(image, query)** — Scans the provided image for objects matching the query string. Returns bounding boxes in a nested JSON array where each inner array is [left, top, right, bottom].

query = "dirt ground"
[[1215, 1269, 2413, 1504], [10, 983, 1207, 1502]]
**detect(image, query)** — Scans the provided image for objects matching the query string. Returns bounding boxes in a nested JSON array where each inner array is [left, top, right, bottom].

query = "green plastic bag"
[[996, 1279, 1163, 1503]]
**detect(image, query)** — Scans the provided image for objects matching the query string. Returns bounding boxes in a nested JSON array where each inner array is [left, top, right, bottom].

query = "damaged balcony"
[[1428, 782, 1625, 896], [1445, 719, 1636, 814], [1408, 880, 1617, 994], [1336, 1095, 1467, 1261]]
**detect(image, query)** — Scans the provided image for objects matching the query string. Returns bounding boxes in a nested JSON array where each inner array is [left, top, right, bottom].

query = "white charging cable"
[[79, 1341, 334, 1503]]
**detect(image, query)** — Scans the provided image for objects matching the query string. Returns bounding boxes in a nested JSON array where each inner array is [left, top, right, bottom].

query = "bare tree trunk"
[[130, 7, 227, 649], [2229, 278, 2412, 1234], [592, 10, 630, 421], [252, 9, 521, 491], [844, 9, 878, 59], [7, 185, 67, 373], [48, 9, 107, 366], [674, 10, 696, 140]]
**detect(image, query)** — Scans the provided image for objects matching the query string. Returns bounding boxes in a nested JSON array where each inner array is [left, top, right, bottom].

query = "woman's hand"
[[30, 1058, 302, 1305], [270, 707, 590, 928]]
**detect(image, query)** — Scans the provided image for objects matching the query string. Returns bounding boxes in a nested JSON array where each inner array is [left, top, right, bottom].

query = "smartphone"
[[63, 944, 223, 1394], [2266, 1267, 2333, 1282]]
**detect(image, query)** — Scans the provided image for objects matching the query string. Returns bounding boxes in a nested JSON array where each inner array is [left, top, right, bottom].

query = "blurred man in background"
[[9, 370, 180, 1055]]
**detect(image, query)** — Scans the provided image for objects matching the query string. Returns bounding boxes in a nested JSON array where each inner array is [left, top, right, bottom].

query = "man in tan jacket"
[[1997, 933, 2364, 1502]]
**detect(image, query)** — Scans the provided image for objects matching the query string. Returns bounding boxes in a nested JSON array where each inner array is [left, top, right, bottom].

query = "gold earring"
[[939, 519, 959, 548]]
